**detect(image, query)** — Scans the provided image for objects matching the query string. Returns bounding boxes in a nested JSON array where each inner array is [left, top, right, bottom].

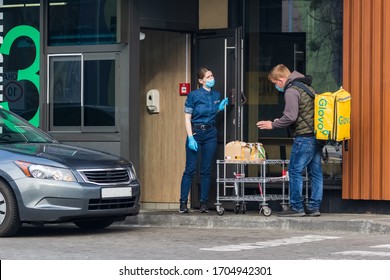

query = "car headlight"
[[128, 165, 137, 180], [15, 160, 76, 182]]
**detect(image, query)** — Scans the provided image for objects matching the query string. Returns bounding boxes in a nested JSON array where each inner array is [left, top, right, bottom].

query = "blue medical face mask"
[[275, 84, 285, 92], [205, 79, 215, 88]]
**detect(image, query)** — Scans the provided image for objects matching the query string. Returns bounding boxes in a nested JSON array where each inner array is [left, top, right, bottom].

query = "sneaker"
[[277, 208, 305, 217], [179, 202, 189, 213], [199, 202, 209, 213], [305, 208, 321, 217]]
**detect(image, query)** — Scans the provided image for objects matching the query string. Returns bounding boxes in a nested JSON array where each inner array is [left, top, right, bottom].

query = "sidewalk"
[[124, 209, 390, 235]]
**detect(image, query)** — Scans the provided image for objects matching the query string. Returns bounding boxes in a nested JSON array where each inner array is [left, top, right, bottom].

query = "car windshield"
[[0, 109, 56, 144]]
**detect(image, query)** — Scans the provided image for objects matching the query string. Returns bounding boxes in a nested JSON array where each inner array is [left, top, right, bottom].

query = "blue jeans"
[[288, 136, 323, 212], [180, 128, 217, 204]]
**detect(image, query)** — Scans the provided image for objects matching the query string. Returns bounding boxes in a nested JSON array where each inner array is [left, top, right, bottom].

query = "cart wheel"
[[262, 207, 272, 217], [234, 204, 240, 214], [242, 203, 247, 214], [281, 204, 289, 211], [217, 207, 225, 216]]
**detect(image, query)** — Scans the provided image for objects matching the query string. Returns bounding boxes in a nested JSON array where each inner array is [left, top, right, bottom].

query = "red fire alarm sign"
[[179, 83, 190, 95]]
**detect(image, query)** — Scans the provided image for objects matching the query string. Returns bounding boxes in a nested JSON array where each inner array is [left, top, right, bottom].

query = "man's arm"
[[272, 89, 300, 128], [257, 88, 300, 130]]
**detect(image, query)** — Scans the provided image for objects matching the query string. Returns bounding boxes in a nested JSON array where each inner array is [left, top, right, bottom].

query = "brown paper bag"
[[241, 144, 251, 160], [225, 141, 241, 160], [225, 141, 246, 160], [225, 141, 266, 161]]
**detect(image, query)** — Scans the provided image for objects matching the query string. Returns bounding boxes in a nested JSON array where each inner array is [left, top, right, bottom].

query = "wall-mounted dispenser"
[[146, 89, 160, 113]]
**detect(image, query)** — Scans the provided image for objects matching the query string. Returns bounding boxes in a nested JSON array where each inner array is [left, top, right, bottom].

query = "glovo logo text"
[[316, 97, 329, 136], [338, 115, 350, 125]]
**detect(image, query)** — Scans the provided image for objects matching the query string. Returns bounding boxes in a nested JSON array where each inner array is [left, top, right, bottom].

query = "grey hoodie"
[[271, 71, 313, 129]]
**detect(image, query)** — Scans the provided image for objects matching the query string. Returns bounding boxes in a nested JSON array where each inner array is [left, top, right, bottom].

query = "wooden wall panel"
[[139, 30, 188, 205], [360, 0, 372, 199], [342, 0, 352, 198], [371, 0, 383, 199], [383, 0, 390, 199], [343, 0, 390, 200], [199, 0, 228, 29]]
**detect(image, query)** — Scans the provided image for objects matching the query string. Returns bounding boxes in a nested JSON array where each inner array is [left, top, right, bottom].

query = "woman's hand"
[[218, 97, 229, 111], [188, 136, 198, 151]]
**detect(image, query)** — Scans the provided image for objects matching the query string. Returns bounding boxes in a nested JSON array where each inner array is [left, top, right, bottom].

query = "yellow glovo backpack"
[[290, 81, 351, 151], [315, 88, 351, 142]]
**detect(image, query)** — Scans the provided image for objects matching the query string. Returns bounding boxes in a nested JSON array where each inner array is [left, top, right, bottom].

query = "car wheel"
[[0, 181, 21, 237], [74, 218, 115, 230]]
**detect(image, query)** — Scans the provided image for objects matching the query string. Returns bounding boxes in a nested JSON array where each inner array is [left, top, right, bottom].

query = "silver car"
[[0, 108, 140, 237]]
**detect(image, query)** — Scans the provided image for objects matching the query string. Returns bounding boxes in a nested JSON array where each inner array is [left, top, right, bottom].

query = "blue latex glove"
[[188, 136, 198, 151], [218, 97, 229, 111]]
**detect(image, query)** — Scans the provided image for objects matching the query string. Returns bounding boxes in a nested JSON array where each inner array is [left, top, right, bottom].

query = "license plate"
[[101, 187, 132, 198]]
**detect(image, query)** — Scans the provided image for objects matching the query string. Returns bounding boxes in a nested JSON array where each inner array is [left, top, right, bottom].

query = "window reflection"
[[244, 0, 343, 185], [51, 57, 82, 126], [49, 55, 115, 128], [48, 0, 118, 45], [84, 60, 115, 126]]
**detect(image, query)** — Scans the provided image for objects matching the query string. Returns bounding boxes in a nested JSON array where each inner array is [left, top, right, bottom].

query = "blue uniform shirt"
[[184, 87, 221, 125]]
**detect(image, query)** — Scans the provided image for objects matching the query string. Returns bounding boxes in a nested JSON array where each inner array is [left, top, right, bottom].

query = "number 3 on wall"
[[0, 25, 40, 127]]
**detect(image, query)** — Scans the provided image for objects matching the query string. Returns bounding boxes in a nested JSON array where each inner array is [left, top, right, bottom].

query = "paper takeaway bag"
[[225, 141, 265, 161], [249, 142, 266, 161], [225, 141, 248, 160]]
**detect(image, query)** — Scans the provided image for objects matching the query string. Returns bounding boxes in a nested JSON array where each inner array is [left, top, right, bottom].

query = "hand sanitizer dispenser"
[[146, 89, 160, 113]]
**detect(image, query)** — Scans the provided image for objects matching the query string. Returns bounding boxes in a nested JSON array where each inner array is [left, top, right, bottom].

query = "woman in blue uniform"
[[179, 67, 228, 213]]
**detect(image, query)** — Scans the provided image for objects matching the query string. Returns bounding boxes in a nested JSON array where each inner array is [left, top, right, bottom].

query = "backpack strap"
[[288, 81, 315, 98]]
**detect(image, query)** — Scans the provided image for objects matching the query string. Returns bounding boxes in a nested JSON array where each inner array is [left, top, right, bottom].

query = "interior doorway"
[[190, 28, 244, 209]]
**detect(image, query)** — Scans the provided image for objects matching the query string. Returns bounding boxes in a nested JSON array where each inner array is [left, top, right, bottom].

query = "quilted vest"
[[289, 85, 315, 137]]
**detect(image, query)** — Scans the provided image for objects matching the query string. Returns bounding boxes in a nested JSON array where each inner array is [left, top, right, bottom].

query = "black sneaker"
[[277, 208, 305, 217], [199, 202, 209, 213], [179, 202, 189, 213], [305, 208, 321, 217]]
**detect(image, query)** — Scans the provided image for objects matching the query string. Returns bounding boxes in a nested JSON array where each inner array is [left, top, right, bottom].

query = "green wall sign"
[[0, 25, 40, 127]]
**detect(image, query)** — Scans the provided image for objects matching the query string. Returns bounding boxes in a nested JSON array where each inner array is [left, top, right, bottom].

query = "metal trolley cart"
[[215, 159, 308, 216]]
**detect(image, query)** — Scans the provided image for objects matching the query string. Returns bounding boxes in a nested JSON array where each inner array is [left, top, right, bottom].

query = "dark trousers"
[[180, 127, 217, 204]]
